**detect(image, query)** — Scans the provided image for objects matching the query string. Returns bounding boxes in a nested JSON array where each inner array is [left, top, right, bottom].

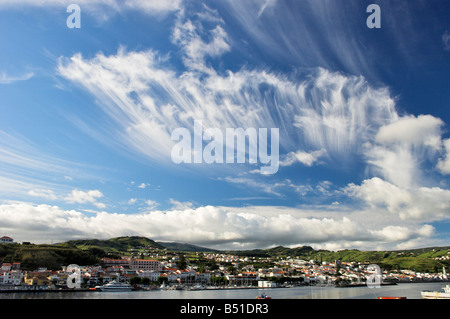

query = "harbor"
[[0, 282, 448, 299]]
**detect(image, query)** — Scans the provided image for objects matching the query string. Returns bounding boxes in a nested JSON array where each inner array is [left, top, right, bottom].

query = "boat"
[[421, 284, 450, 299], [256, 292, 271, 299], [96, 280, 133, 292], [187, 285, 205, 291], [421, 267, 450, 299]]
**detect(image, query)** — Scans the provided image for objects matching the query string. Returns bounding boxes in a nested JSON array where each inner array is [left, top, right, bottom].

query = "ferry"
[[421, 267, 450, 299], [96, 280, 133, 292], [421, 284, 450, 299]]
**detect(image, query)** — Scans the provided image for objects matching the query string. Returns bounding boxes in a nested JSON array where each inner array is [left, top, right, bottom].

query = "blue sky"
[[0, 0, 450, 250]]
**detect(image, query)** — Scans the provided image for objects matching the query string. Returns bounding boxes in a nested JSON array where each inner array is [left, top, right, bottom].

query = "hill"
[[157, 241, 218, 252], [230, 245, 315, 258], [2, 236, 450, 273], [228, 245, 450, 273], [56, 236, 165, 252], [57, 236, 218, 253], [0, 243, 101, 270]]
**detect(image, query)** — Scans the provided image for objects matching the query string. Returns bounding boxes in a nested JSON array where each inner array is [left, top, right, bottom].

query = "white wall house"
[[258, 280, 276, 288], [138, 270, 161, 282], [0, 236, 13, 244], [0, 271, 24, 285]]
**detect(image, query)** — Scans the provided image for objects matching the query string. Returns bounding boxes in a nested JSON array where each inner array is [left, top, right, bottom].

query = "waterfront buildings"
[[0, 242, 449, 290]]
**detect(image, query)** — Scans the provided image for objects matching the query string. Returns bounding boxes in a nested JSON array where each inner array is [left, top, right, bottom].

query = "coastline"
[[1, 279, 448, 294]]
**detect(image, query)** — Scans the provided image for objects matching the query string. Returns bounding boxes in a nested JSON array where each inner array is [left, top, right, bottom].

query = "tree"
[[158, 276, 168, 285], [130, 276, 141, 285], [227, 265, 237, 275], [176, 254, 187, 270], [199, 265, 206, 273], [212, 276, 227, 286]]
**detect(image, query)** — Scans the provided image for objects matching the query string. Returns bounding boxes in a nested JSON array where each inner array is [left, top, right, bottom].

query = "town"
[[0, 235, 448, 292]]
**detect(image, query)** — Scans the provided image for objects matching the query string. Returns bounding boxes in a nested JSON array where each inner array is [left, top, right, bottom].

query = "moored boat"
[[256, 292, 271, 299], [421, 284, 450, 299], [96, 280, 133, 292]]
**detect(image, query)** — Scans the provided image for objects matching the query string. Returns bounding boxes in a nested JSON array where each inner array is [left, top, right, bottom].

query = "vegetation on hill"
[[0, 243, 102, 270], [56, 236, 165, 252], [0, 236, 164, 270], [157, 241, 218, 252], [1, 236, 449, 273], [229, 245, 450, 273]]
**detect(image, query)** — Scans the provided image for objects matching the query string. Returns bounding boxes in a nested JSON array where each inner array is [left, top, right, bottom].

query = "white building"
[[0, 270, 24, 285], [258, 280, 276, 288], [0, 236, 13, 244], [138, 270, 161, 282], [129, 259, 162, 271]]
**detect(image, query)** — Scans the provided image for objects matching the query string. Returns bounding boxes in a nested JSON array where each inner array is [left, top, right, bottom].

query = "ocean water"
[[0, 282, 447, 299]]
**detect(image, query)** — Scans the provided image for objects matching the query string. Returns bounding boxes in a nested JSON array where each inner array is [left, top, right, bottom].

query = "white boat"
[[421, 284, 450, 299], [96, 280, 133, 292], [421, 268, 450, 299], [187, 285, 205, 291]]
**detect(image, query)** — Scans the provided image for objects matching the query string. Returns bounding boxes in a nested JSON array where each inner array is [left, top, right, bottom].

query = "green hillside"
[[0, 243, 101, 270], [56, 236, 165, 252], [229, 245, 450, 273], [2, 236, 449, 273], [0, 237, 166, 270], [157, 241, 218, 252]]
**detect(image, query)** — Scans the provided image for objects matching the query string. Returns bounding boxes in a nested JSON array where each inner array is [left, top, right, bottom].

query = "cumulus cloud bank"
[[0, 202, 435, 250]]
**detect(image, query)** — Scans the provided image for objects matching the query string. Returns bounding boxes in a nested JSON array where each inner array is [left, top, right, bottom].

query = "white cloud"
[[58, 49, 398, 175], [346, 177, 450, 221], [257, 0, 277, 17], [0, 202, 436, 250], [371, 225, 434, 242], [221, 177, 284, 196], [375, 115, 443, 150], [124, 0, 182, 15], [280, 149, 327, 167], [145, 199, 159, 210], [437, 139, 450, 175], [443, 30, 450, 51], [27, 189, 58, 201], [172, 14, 231, 72], [138, 183, 149, 189], [169, 198, 194, 210], [365, 144, 417, 189], [64, 189, 106, 209], [365, 115, 445, 188], [0, 0, 182, 15], [0, 131, 96, 199], [292, 69, 398, 160], [0, 72, 34, 84], [54, 2, 405, 177]]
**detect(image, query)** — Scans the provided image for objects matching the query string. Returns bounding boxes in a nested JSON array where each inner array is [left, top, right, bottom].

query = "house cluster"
[[1, 235, 448, 290]]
